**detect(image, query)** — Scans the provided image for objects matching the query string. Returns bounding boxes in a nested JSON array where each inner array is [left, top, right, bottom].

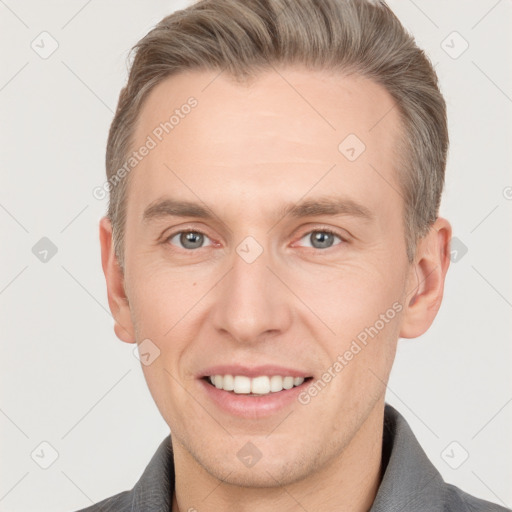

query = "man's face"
[[120, 68, 414, 486]]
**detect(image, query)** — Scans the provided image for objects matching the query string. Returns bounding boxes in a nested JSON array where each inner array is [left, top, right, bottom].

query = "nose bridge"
[[211, 235, 292, 343]]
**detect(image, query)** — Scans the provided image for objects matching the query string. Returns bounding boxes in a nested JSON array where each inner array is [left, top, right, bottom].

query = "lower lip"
[[198, 378, 310, 418]]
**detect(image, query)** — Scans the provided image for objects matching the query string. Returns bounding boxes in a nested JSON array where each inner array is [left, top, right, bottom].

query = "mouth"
[[202, 374, 313, 396], [197, 365, 315, 417]]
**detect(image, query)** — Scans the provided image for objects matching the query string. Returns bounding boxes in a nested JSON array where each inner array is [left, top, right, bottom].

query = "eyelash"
[[162, 226, 347, 252]]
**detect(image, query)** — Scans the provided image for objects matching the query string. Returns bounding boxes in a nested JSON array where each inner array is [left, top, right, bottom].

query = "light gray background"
[[1, 1, 511, 511]]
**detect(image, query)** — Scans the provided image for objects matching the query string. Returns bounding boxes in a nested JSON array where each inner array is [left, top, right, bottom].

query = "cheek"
[[292, 259, 405, 337], [139, 360, 188, 433], [294, 260, 405, 400], [127, 263, 205, 340]]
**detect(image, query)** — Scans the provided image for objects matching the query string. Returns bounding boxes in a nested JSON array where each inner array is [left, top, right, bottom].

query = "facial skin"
[[100, 68, 451, 512]]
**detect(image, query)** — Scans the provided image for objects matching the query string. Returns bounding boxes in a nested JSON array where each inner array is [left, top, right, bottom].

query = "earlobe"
[[99, 216, 136, 344], [399, 217, 452, 339]]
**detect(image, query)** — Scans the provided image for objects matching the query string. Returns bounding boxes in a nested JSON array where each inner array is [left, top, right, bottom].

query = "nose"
[[211, 240, 293, 345]]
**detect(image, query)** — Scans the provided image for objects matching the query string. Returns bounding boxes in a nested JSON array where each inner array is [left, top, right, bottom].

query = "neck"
[[172, 401, 385, 512]]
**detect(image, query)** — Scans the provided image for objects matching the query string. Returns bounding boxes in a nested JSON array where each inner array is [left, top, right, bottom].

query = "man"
[[77, 0, 509, 510]]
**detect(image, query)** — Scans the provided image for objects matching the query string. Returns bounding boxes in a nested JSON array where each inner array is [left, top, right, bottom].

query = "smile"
[[206, 375, 310, 395]]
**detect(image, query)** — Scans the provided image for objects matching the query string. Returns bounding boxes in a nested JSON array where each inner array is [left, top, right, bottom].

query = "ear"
[[399, 217, 452, 339], [99, 216, 136, 344]]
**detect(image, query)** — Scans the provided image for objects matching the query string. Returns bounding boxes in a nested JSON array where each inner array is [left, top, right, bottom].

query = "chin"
[[186, 435, 329, 490]]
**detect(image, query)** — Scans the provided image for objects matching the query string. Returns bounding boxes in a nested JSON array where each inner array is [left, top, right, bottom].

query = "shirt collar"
[[129, 403, 447, 512], [130, 433, 174, 511], [369, 403, 445, 511]]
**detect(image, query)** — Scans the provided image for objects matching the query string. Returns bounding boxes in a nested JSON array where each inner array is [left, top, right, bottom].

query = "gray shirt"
[[73, 404, 510, 511]]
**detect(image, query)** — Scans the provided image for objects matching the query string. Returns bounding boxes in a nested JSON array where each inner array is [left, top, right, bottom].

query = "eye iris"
[[174, 231, 337, 250], [311, 231, 334, 249], [181, 231, 203, 249]]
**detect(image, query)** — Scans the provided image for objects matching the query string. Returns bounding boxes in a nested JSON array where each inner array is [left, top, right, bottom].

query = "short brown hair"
[[105, 0, 448, 269]]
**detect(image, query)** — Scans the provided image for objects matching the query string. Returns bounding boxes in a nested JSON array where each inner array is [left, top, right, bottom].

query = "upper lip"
[[198, 364, 311, 379]]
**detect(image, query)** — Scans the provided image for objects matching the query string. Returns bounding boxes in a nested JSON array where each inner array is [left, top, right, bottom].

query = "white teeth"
[[269, 375, 283, 392], [206, 374, 307, 395], [233, 375, 251, 394], [223, 374, 234, 391], [282, 376, 294, 389], [251, 376, 270, 394], [213, 375, 223, 389]]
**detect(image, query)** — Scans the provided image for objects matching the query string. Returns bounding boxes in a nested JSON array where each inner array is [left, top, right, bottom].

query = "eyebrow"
[[142, 195, 374, 224]]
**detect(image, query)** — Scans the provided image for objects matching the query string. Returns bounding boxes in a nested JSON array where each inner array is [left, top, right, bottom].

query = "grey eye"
[[299, 230, 342, 250], [169, 231, 213, 250]]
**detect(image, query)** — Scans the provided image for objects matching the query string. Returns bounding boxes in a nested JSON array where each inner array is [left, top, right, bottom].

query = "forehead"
[[128, 67, 402, 220]]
